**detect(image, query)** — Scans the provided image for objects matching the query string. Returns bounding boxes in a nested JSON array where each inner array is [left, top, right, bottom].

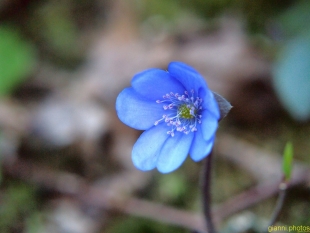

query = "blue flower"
[[116, 62, 220, 173]]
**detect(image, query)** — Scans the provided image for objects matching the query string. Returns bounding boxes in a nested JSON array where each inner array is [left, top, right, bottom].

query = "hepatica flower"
[[116, 62, 220, 173]]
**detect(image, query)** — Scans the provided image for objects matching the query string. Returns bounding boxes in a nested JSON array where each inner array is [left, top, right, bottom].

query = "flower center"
[[154, 90, 202, 137], [178, 104, 195, 119]]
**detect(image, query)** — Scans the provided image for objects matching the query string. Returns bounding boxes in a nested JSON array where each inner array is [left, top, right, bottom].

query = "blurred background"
[[0, 0, 309, 232]]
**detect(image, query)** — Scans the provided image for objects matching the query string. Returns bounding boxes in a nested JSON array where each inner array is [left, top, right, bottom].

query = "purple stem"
[[201, 150, 216, 233]]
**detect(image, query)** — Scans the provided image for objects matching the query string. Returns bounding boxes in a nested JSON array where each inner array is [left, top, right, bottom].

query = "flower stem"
[[267, 181, 287, 227], [201, 150, 216, 233]]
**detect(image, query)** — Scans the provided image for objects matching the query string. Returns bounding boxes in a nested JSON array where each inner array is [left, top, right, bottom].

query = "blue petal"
[[116, 88, 166, 130], [168, 62, 208, 93], [132, 124, 169, 171], [156, 132, 194, 173], [190, 124, 215, 162], [131, 68, 185, 100], [200, 109, 218, 141], [199, 88, 220, 119]]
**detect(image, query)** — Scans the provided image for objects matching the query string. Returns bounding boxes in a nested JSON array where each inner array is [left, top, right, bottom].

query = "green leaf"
[[282, 142, 293, 182], [0, 25, 37, 96], [273, 33, 310, 121]]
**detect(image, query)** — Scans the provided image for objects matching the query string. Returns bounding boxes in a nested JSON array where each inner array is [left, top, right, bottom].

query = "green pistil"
[[178, 105, 194, 119]]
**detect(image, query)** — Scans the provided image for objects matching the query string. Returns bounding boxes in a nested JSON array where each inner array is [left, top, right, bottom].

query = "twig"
[[213, 133, 310, 223], [213, 173, 306, 224], [3, 133, 310, 231], [111, 197, 205, 232], [213, 180, 280, 223], [2, 158, 206, 232]]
